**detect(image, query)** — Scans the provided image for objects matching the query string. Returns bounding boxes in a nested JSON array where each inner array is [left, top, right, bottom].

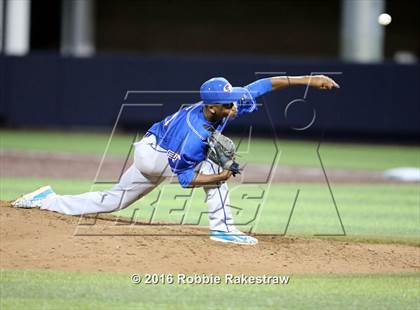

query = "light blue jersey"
[[147, 78, 272, 187]]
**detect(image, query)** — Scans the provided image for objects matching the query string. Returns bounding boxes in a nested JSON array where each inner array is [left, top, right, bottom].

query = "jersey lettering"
[[167, 149, 181, 161]]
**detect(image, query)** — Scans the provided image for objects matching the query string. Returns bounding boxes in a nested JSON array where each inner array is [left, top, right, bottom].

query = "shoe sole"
[[12, 186, 52, 207], [210, 236, 258, 245]]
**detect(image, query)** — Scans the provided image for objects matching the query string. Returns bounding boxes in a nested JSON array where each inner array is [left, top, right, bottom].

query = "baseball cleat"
[[210, 230, 258, 245], [11, 186, 56, 208]]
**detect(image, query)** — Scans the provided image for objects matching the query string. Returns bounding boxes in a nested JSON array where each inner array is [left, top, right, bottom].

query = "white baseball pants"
[[42, 134, 235, 232]]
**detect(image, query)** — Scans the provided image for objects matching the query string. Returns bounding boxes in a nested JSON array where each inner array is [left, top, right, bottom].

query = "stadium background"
[[1, 0, 419, 139], [1, 0, 419, 309]]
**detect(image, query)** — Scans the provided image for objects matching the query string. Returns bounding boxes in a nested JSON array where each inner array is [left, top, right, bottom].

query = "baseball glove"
[[207, 132, 241, 176]]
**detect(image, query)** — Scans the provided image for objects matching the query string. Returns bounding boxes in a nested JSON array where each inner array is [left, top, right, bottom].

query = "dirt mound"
[[1, 203, 419, 274]]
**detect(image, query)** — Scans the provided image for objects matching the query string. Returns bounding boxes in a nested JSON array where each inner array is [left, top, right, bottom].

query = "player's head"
[[200, 77, 254, 105], [200, 77, 254, 121], [204, 102, 237, 121]]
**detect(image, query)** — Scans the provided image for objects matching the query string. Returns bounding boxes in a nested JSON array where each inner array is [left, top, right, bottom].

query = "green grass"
[[1, 177, 419, 242], [1, 270, 419, 309], [1, 129, 419, 170], [1, 130, 419, 308]]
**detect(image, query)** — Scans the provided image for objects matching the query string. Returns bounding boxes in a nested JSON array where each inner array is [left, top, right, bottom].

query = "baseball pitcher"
[[12, 75, 339, 245]]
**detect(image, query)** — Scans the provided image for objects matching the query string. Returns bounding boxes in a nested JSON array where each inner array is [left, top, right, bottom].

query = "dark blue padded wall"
[[1, 54, 419, 139]]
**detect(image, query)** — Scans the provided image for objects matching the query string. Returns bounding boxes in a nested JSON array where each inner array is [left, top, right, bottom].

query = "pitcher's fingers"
[[331, 79, 340, 88]]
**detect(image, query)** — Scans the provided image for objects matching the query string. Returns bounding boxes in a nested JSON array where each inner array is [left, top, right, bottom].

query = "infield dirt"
[[1, 150, 408, 183], [1, 203, 419, 274]]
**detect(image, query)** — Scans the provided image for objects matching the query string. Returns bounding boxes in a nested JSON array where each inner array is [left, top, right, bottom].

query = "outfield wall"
[[0, 54, 419, 139]]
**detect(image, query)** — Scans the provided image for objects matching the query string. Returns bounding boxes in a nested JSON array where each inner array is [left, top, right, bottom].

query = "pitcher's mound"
[[1, 203, 419, 274]]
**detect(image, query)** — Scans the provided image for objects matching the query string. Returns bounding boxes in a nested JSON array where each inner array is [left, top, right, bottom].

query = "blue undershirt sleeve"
[[176, 168, 196, 188], [245, 78, 272, 98]]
